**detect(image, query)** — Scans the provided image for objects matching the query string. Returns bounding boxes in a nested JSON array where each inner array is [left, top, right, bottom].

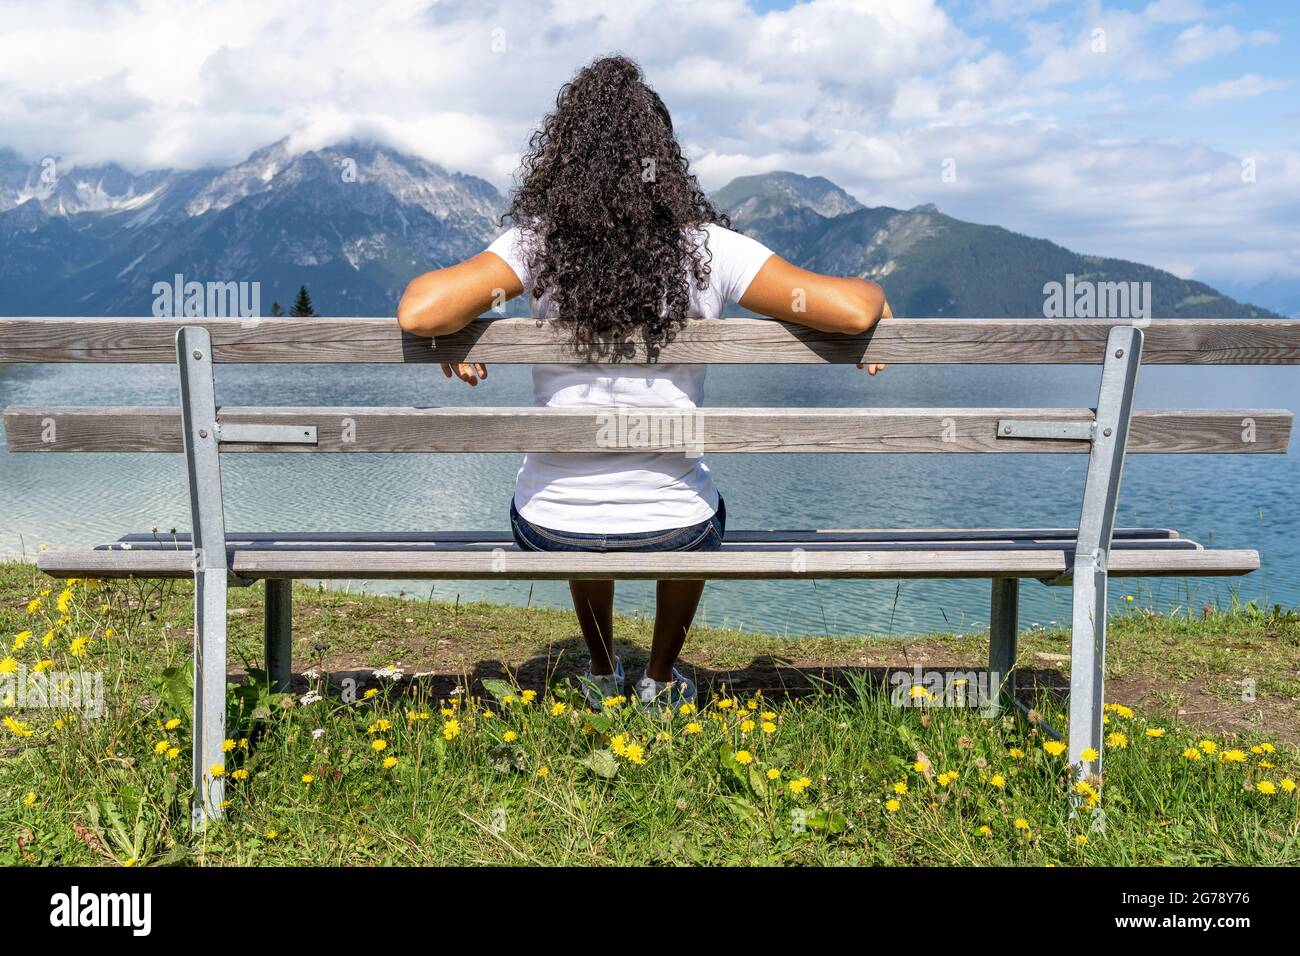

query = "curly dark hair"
[[503, 54, 730, 360]]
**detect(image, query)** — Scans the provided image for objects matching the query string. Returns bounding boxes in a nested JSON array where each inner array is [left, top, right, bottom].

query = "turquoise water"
[[1, 357, 1296, 635]]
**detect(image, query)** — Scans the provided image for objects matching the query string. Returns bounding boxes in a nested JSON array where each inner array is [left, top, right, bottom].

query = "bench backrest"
[[3, 317, 1297, 456]]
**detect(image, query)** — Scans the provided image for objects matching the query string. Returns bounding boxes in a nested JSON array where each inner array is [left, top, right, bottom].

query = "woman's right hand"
[[442, 363, 488, 386], [858, 299, 891, 375]]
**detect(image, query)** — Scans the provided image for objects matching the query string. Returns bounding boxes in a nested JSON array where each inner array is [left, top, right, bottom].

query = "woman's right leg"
[[569, 580, 615, 675]]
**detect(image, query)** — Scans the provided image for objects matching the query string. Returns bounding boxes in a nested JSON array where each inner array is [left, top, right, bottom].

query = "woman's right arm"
[[739, 254, 888, 335], [738, 254, 891, 374]]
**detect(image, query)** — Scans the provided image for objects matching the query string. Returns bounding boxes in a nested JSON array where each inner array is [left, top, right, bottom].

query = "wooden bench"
[[4, 315, 1298, 826]]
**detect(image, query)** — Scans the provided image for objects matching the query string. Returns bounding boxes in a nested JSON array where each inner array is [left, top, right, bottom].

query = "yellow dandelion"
[[69, 636, 91, 658], [550, 701, 566, 717], [372, 738, 388, 751], [1106, 732, 1128, 749], [221, 738, 236, 752], [302, 773, 314, 784], [1220, 749, 1247, 764], [683, 722, 702, 735], [1145, 728, 1166, 738], [978, 825, 992, 837], [1075, 834, 1088, 846], [624, 743, 646, 765], [166, 747, 180, 760], [536, 766, 549, 778], [788, 776, 812, 795], [165, 718, 182, 730], [717, 698, 735, 710], [1257, 781, 1277, 795], [442, 720, 460, 741], [885, 798, 901, 813], [1043, 740, 1067, 757], [209, 764, 225, 778], [1008, 747, 1025, 759], [0, 657, 18, 675], [767, 768, 781, 780], [521, 689, 537, 703], [990, 773, 1006, 789], [23, 791, 37, 807], [1080, 748, 1099, 762], [893, 780, 908, 795], [154, 740, 169, 754], [678, 702, 695, 716], [230, 768, 249, 781], [503, 730, 518, 743], [1014, 818, 1030, 830], [734, 749, 753, 765], [1182, 748, 1202, 761], [383, 756, 398, 769], [1279, 778, 1295, 793], [740, 719, 755, 733]]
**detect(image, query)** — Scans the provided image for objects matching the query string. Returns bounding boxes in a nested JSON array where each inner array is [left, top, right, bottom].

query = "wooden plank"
[[2, 317, 1298, 365], [38, 549, 195, 578], [7, 405, 1291, 454], [111, 527, 1185, 544], [37, 546, 1258, 580], [94, 538, 1199, 554]]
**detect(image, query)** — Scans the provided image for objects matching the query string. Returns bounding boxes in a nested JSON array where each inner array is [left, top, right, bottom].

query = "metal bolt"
[[193, 349, 203, 360], [1103, 427, 1113, 437], [1003, 425, 1012, 435], [198, 428, 209, 439], [1115, 348, 1123, 358]]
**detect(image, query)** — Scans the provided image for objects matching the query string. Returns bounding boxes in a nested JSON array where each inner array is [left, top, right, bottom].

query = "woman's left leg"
[[569, 579, 616, 675], [646, 579, 706, 682]]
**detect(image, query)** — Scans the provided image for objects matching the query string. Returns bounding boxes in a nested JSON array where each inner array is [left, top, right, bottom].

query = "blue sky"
[[0, 0, 1295, 291]]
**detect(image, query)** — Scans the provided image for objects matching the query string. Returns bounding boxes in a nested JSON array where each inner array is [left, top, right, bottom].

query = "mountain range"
[[0, 140, 1285, 319]]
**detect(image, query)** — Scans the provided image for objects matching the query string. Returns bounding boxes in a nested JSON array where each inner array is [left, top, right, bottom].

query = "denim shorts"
[[510, 497, 726, 553]]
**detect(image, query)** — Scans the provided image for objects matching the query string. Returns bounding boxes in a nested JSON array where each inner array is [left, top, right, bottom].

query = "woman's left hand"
[[443, 363, 488, 386], [857, 298, 892, 375]]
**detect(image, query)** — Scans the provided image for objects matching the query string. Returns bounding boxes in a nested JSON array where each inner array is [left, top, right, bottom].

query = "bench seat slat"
[[37, 546, 1257, 580], [3, 317, 1299, 365], [6, 405, 1291, 454], [94, 538, 1200, 553], [110, 527, 1184, 544]]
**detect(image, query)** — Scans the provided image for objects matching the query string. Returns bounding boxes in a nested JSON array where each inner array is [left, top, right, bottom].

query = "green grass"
[[1, 561, 1298, 866]]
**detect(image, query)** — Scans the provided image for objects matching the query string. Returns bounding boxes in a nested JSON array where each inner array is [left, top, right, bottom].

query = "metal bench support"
[[264, 579, 293, 693], [176, 327, 229, 828], [1068, 325, 1143, 783], [987, 577, 1019, 714]]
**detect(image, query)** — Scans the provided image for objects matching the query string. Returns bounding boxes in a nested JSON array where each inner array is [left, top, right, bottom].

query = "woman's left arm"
[[397, 251, 524, 384]]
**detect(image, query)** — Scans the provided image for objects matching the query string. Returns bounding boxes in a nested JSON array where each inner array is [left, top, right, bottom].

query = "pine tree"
[[290, 285, 315, 317], [269, 302, 284, 317]]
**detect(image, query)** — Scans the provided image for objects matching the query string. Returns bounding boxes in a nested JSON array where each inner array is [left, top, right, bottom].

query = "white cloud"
[[1173, 24, 1279, 64], [0, 0, 1296, 284], [1190, 73, 1292, 104]]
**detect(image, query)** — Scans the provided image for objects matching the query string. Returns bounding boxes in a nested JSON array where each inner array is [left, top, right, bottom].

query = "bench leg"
[[988, 578, 1019, 715], [264, 579, 293, 693], [1068, 556, 1107, 780], [192, 566, 228, 828]]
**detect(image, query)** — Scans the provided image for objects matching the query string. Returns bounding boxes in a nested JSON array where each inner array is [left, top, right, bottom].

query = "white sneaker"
[[635, 668, 697, 711], [576, 656, 624, 708]]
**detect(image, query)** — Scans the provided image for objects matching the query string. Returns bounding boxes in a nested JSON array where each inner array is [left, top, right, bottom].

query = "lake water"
[[1, 354, 1296, 636]]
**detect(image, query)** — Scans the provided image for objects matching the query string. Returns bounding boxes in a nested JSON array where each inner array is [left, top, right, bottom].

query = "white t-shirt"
[[485, 223, 774, 533]]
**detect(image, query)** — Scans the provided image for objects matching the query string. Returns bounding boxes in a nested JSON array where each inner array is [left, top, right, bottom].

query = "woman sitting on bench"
[[398, 54, 891, 709]]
